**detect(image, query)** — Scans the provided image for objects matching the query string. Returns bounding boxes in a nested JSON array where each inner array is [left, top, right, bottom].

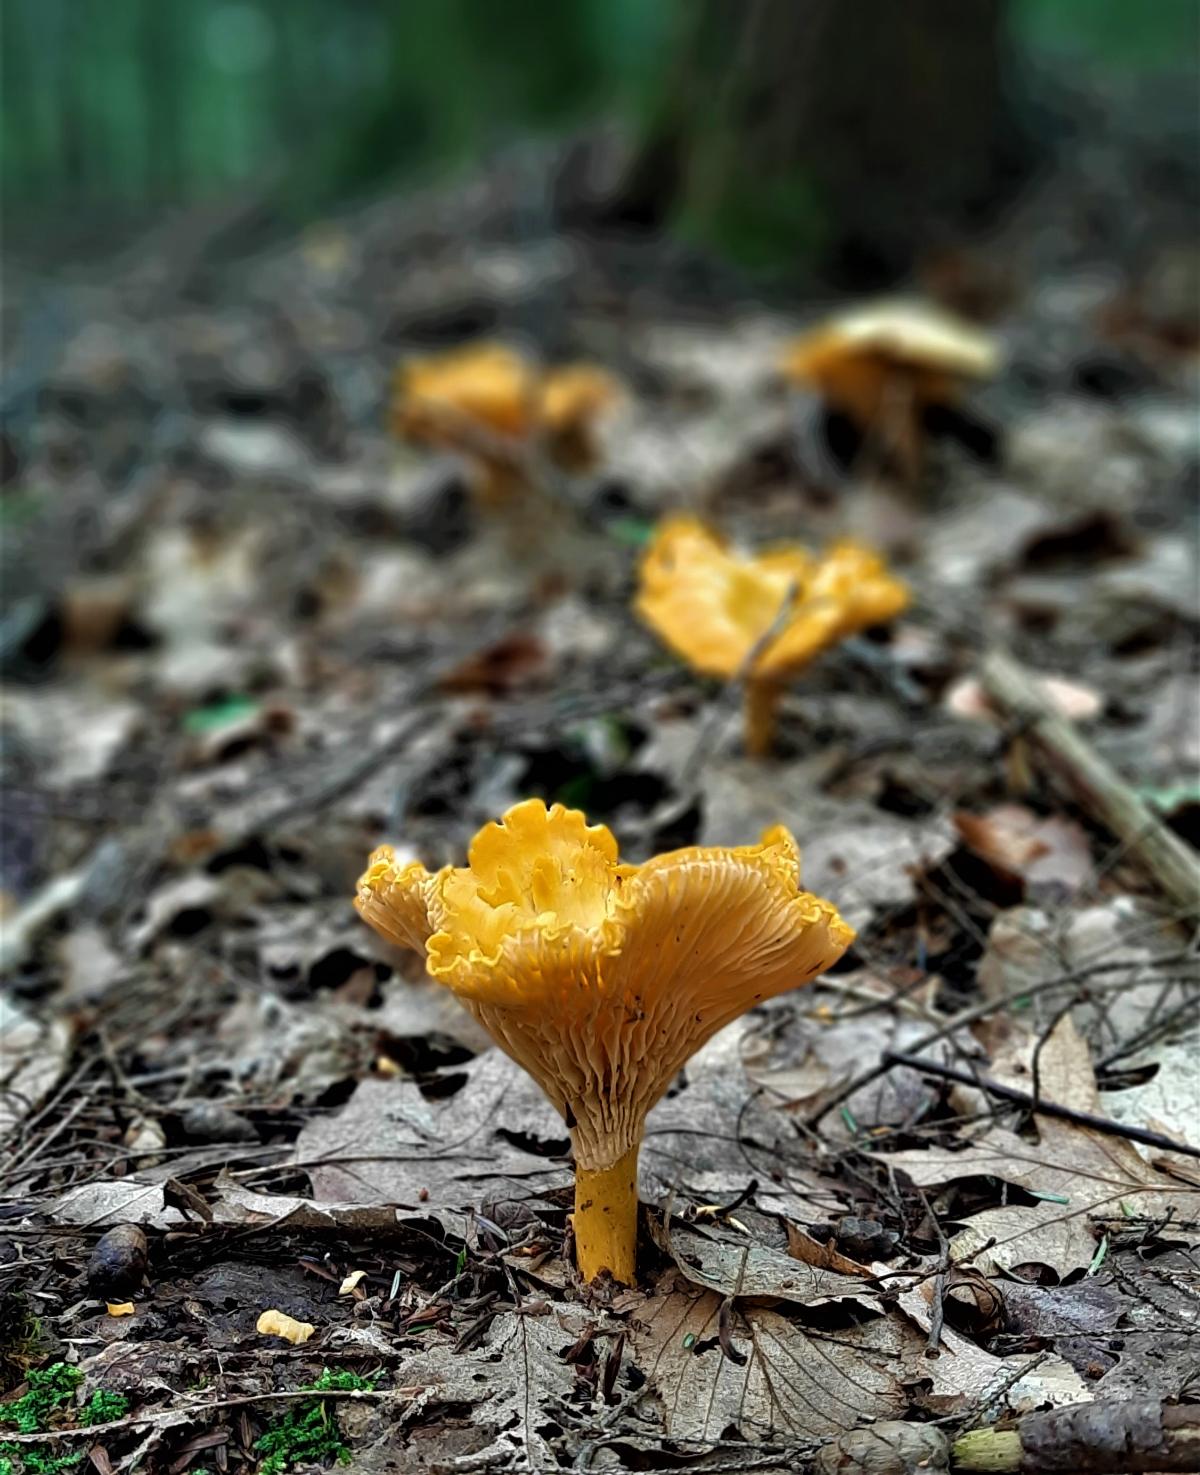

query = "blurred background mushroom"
[[637, 517, 910, 755], [779, 300, 1000, 480]]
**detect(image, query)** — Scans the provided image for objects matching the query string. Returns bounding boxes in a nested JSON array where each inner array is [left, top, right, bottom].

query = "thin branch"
[[803, 949, 1197, 1130], [980, 648, 1200, 921], [883, 1050, 1200, 1160]]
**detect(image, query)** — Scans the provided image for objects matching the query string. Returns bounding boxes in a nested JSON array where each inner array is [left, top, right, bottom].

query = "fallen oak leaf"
[[874, 1017, 1200, 1278]]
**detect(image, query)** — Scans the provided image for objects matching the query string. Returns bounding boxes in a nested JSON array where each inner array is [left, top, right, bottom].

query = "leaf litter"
[[3, 114, 1199, 1474]]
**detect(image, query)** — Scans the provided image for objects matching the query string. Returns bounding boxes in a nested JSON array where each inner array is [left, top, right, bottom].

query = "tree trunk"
[[626, 0, 1029, 286]]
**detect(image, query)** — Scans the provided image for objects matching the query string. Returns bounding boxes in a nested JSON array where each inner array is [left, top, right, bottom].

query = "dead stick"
[[980, 649, 1200, 920], [954, 1398, 1200, 1472], [884, 1050, 1200, 1160], [804, 949, 1197, 1130]]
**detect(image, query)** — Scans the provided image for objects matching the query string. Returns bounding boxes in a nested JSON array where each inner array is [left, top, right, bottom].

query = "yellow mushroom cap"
[[635, 517, 909, 682], [356, 799, 854, 1171], [391, 342, 537, 445], [779, 300, 999, 426], [538, 364, 622, 435], [783, 300, 998, 380]]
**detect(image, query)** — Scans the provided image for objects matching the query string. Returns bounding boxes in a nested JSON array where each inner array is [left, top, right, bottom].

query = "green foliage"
[[680, 172, 829, 274], [254, 1369, 379, 1475], [82, 1391, 128, 1427], [1014, 0, 1198, 68], [0, 1367, 130, 1475], [182, 696, 260, 735], [0, 1366, 81, 1436]]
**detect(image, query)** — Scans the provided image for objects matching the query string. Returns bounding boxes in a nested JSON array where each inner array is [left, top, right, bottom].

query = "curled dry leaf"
[[105, 1302, 135, 1318], [256, 1309, 316, 1345], [953, 804, 1094, 894], [339, 1270, 367, 1295], [785, 1221, 875, 1278], [651, 1218, 881, 1310]]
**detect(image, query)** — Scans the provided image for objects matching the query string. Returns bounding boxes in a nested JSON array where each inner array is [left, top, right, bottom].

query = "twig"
[[954, 1397, 1200, 1473], [883, 1050, 1200, 1160], [0, 1386, 423, 1445], [980, 648, 1200, 921], [912, 1185, 949, 1357], [804, 949, 1198, 1130]]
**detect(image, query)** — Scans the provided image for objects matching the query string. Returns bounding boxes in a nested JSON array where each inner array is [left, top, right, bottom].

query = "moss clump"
[[0, 1365, 81, 1436], [254, 1369, 378, 1475], [0, 1365, 130, 1475]]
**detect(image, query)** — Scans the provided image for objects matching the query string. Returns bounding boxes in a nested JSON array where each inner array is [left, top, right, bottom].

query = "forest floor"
[[2, 116, 1198, 1475]]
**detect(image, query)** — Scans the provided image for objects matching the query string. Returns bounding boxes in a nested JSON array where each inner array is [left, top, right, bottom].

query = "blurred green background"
[[2, 0, 1196, 245]]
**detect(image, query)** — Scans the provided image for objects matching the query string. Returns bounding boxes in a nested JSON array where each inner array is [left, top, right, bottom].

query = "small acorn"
[[87, 1223, 148, 1301]]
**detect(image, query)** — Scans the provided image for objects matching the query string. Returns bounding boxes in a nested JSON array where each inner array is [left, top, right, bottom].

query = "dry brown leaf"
[[785, 1222, 874, 1277], [875, 1017, 1200, 1277], [953, 804, 1093, 894], [630, 1271, 1084, 1445], [651, 1219, 880, 1309]]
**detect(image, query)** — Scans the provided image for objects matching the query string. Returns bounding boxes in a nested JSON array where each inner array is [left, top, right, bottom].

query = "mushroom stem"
[[573, 1142, 640, 1284], [743, 678, 783, 758]]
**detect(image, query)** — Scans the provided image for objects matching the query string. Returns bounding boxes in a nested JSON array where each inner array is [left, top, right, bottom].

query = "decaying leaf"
[[876, 1018, 1200, 1277], [630, 1270, 1083, 1445], [652, 1219, 881, 1310], [395, 1305, 597, 1469], [0, 995, 72, 1143], [953, 804, 1094, 895], [297, 1048, 570, 1230]]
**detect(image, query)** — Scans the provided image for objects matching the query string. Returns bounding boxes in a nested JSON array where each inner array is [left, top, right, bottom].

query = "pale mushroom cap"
[[356, 799, 855, 1170], [636, 517, 909, 681], [784, 299, 1000, 381]]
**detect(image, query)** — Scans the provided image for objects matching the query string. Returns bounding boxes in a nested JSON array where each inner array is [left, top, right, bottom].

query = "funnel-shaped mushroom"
[[392, 343, 537, 446], [637, 517, 909, 755], [391, 344, 622, 501], [780, 300, 998, 478], [390, 343, 536, 505], [356, 799, 854, 1283]]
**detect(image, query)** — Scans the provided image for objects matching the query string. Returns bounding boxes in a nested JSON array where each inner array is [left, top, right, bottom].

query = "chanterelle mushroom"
[[780, 300, 998, 477], [637, 517, 909, 756], [390, 344, 621, 497], [356, 798, 854, 1283], [392, 342, 537, 446]]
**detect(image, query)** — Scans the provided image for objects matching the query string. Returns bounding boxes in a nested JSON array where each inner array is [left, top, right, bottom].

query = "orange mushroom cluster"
[[356, 798, 854, 1283], [637, 516, 909, 755], [390, 342, 621, 497]]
